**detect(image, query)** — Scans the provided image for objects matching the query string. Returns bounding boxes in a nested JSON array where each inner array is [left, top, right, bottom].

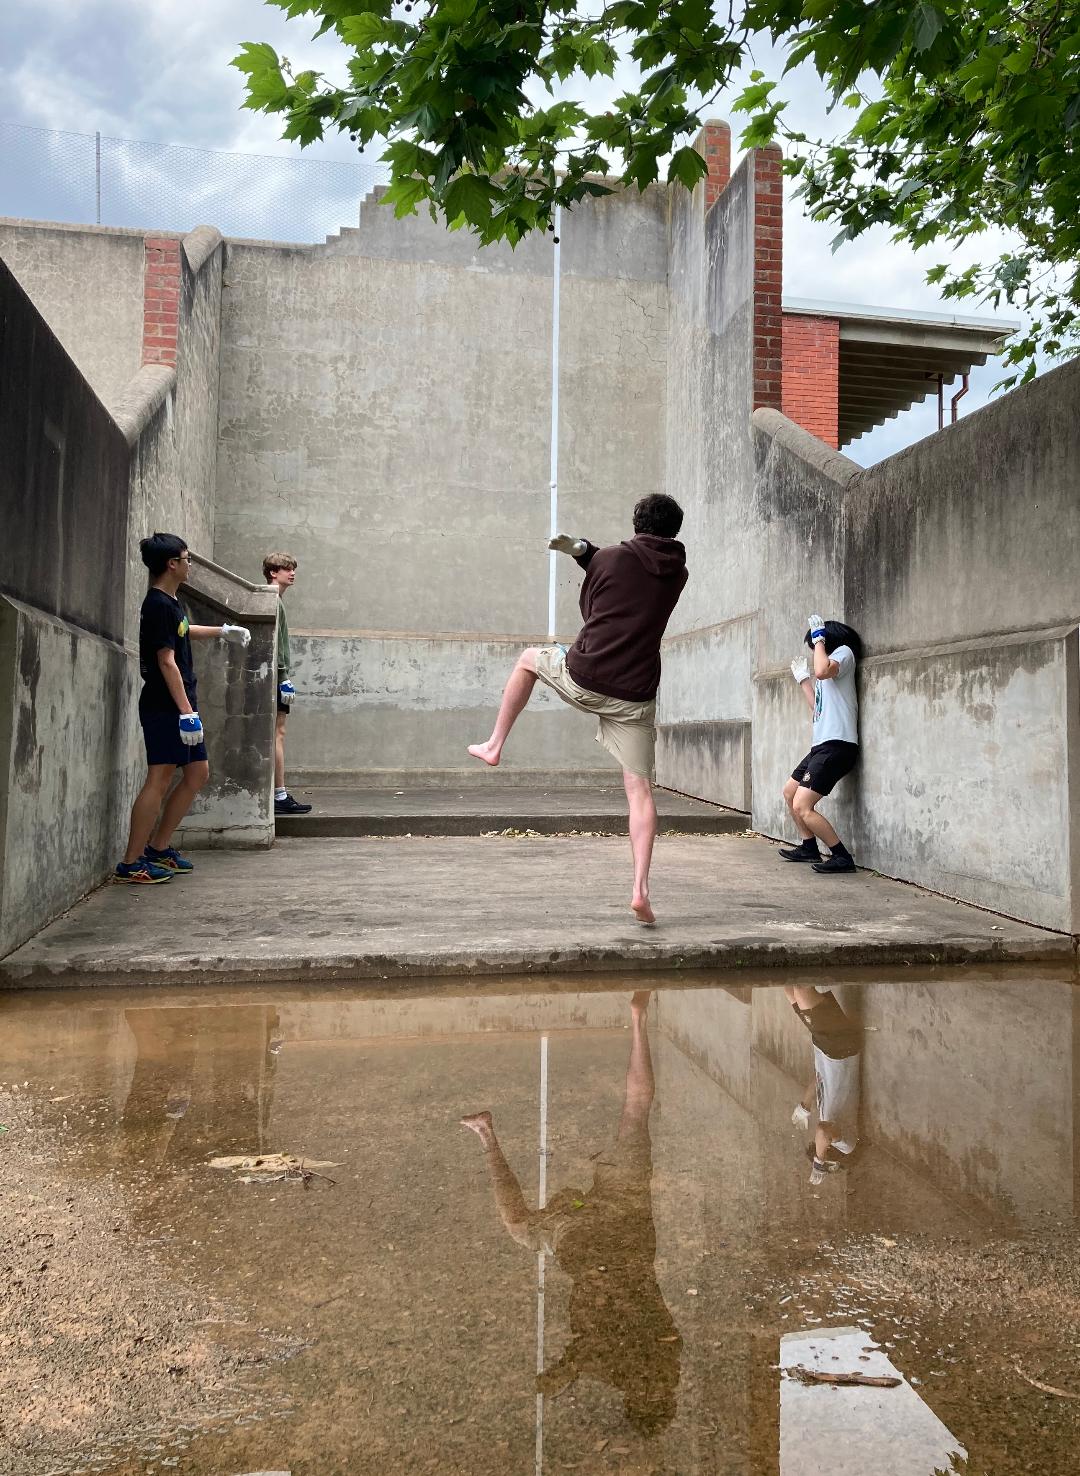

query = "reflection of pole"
[[547, 207, 562, 641], [535, 1033, 549, 1476], [95, 132, 101, 225]]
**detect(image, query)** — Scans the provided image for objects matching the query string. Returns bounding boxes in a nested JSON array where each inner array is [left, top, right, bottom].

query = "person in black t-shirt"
[[115, 533, 251, 885]]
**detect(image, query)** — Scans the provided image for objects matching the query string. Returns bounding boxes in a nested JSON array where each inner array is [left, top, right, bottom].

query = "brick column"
[[752, 145, 783, 412], [693, 119, 731, 209], [782, 313, 840, 448], [142, 237, 181, 367]]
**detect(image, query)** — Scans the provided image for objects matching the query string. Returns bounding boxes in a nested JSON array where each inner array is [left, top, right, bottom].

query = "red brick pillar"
[[781, 314, 840, 448], [752, 146, 784, 412], [693, 119, 731, 209], [142, 237, 181, 367]]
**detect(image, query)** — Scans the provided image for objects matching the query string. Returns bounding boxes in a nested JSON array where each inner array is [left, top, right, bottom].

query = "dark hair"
[[805, 619, 863, 662], [140, 532, 188, 577], [633, 493, 684, 539]]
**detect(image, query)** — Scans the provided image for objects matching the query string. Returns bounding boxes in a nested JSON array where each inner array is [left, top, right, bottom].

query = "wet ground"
[[2, 965, 1079, 1475]]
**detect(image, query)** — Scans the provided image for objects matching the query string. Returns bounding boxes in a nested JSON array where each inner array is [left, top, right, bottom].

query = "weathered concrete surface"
[[0, 219, 145, 408], [274, 784, 745, 836], [174, 554, 279, 850], [1, 833, 1069, 989]]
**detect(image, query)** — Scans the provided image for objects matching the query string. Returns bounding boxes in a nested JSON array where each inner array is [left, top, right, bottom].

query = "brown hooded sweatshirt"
[[564, 534, 688, 703]]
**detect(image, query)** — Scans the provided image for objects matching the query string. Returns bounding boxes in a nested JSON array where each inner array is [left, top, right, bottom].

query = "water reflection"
[[462, 991, 681, 1437], [784, 985, 862, 1186], [0, 970, 1077, 1475]]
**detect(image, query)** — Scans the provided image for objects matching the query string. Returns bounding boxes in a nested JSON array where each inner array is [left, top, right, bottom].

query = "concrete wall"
[[750, 357, 1080, 931], [213, 188, 669, 778], [0, 220, 145, 409], [656, 154, 777, 812], [0, 230, 265, 957]]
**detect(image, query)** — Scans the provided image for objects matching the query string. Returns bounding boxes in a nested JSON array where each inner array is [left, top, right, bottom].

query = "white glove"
[[220, 623, 251, 648], [548, 534, 587, 557], [279, 679, 295, 707], [807, 613, 827, 644], [791, 1103, 810, 1129], [790, 658, 810, 685], [178, 712, 203, 747]]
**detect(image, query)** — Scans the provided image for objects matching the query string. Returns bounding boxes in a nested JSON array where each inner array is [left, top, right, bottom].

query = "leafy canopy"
[[234, 1, 1080, 383]]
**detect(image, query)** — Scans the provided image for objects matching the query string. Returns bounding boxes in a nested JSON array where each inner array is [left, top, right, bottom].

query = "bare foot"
[[461, 1111, 494, 1139], [467, 742, 500, 767], [630, 989, 652, 1015], [631, 896, 656, 925]]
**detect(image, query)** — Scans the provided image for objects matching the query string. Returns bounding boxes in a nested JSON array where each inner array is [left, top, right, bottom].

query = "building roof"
[[783, 297, 1020, 447]]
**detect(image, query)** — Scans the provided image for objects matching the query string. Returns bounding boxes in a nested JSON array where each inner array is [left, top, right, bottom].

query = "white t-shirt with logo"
[[812, 644, 858, 746]]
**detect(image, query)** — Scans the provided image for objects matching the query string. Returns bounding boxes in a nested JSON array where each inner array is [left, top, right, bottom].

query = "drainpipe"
[[547, 206, 562, 641], [950, 372, 969, 423]]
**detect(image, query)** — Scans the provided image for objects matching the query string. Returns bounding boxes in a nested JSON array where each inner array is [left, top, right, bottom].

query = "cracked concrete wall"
[[213, 188, 668, 777], [0, 220, 145, 411]]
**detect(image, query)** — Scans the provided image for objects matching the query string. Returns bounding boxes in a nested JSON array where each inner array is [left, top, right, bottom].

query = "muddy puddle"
[[1, 966, 1078, 1474]]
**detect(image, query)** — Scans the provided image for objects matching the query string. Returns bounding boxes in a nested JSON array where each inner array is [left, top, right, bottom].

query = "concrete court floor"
[[1, 831, 1071, 988]]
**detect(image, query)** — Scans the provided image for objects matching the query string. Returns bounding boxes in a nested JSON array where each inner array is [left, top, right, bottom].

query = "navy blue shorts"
[[140, 707, 208, 767]]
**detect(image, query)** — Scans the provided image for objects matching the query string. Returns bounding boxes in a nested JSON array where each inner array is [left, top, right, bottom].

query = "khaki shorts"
[[533, 646, 656, 780]]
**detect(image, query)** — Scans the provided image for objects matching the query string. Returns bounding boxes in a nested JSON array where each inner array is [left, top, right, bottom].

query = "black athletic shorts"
[[139, 706, 207, 767], [791, 740, 859, 797]]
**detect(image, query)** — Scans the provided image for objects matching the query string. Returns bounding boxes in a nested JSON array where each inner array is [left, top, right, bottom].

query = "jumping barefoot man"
[[468, 494, 687, 924]]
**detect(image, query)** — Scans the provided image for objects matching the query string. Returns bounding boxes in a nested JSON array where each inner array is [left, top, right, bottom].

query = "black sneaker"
[[812, 852, 856, 873], [779, 844, 821, 863], [275, 794, 313, 815]]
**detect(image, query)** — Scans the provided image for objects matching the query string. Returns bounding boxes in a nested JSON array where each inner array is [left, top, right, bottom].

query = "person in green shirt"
[[263, 552, 312, 815]]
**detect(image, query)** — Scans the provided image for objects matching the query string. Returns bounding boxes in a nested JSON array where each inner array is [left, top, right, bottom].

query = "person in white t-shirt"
[[780, 614, 862, 873]]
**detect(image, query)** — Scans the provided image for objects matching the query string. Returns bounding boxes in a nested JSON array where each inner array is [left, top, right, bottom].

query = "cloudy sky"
[[0, 0, 1026, 464]]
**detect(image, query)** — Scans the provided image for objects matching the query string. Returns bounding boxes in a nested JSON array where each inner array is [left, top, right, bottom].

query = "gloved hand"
[[279, 679, 295, 707], [809, 1158, 827, 1186], [790, 658, 810, 685], [220, 623, 251, 648], [791, 1103, 810, 1129], [548, 534, 587, 557], [807, 613, 827, 644], [179, 712, 203, 746]]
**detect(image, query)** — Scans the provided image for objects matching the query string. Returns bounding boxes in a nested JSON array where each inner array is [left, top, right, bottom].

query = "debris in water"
[[1014, 1366, 1080, 1400], [787, 1367, 902, 1388], [209, 1154, 338, 1186]]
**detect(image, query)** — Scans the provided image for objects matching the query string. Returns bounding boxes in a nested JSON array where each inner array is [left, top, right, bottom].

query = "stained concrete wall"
[[750, 357, 1080, 931], [0, 231, 264, 957], [0, 220, 145, 409], [213, 188, 669, 778], [657, 155, 794, 813]]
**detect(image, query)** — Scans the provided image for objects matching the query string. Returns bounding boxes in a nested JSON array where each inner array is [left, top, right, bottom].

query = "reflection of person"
[[263, 552, 312, 817], [780, 615, 863, 874], [785, 985, 861, 1186], [467, 495, 688, 924], [115, 533, 251, 884], [461, 991, 681, 1434]]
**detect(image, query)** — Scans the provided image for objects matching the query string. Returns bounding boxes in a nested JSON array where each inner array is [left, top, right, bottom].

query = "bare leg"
[[150, 761, 210, 851], [783, 777, 815, 841], [792, 787, 841, 850], [623, 769, 657, 924], [274, 710, 287, 791], [468, 648, 541, 767], [461, 1111, 533, 1245], [617, 991, 656, 1138], [122, 766, 175, 864]]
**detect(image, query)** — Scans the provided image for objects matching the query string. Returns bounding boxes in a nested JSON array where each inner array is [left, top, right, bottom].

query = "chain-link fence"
[[0, 121, 388, 243]]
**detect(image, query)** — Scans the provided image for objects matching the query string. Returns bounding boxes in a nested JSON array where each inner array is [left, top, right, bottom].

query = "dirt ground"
[[0, 1088, 297, 1476]]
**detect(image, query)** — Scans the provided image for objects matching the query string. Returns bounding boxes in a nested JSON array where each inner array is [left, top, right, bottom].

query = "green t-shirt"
[[276, 595, 291, 677]]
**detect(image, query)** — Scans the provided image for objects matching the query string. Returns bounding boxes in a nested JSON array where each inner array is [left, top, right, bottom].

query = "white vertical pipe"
[[547, 207, 562, 641], [535, 1032, 550, 1476]]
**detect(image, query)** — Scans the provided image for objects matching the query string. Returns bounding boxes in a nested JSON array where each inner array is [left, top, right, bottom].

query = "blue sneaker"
[[115, 858, 172, 885], [144, 845, 194, 875]]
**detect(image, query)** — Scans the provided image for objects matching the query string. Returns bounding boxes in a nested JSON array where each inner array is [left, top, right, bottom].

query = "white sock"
[[275, 788, 288, 801]]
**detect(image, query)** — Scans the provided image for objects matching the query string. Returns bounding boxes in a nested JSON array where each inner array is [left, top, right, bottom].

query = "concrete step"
[[275, 785, 748, 839]]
